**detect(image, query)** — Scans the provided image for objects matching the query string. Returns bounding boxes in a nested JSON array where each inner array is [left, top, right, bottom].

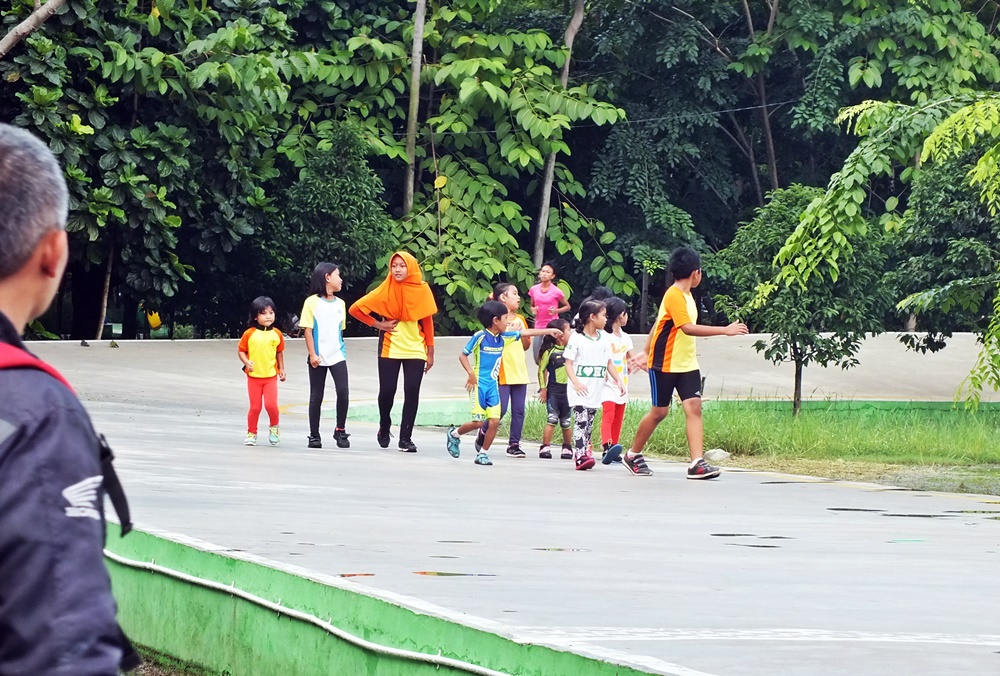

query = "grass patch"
[[518, 400, 1000, 466], [514, 400, 1000, 494], [348, 397, 1000, 492], [136, 647, 217, 676]]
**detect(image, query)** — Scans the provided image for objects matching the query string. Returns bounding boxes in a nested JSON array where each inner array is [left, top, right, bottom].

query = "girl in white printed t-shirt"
[[564, 299, 624, 471], [299, 262, 350, 450]]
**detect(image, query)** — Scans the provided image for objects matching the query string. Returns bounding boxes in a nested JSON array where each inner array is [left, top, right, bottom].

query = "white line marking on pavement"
[[511, 627, 1000, 646]]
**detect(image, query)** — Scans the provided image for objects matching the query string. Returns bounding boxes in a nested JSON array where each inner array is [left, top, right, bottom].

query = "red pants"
[[601, 401, 627, 446], [247, 375, 279, 433]]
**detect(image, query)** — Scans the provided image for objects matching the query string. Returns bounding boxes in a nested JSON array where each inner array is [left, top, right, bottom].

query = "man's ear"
[[38, 229, 68, 279]]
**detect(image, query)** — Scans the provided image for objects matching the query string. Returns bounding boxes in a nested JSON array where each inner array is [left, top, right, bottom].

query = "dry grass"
[[714, 456, 1000, 495]]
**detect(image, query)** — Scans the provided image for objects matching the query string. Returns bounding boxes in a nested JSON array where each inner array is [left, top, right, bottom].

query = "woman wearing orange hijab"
[[349, 252, 438, 452]]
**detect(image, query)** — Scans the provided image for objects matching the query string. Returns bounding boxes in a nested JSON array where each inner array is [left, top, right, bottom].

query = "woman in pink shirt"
[[527, 261, 571, 364]]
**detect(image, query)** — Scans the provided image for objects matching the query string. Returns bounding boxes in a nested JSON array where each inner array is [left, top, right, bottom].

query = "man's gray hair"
[[0, 124, 68, 280]]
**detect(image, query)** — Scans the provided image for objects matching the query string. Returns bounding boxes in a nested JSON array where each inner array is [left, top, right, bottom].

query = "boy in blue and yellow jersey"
[[446, 301, 562, 466], [624, 247, 747, 478]]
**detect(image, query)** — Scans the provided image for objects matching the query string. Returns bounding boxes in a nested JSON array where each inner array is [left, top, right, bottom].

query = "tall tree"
[[714, 185, 890, 414], [764, 93, 1000, 405], [533, 0, 584, 267], [402, 0, 427, 215]]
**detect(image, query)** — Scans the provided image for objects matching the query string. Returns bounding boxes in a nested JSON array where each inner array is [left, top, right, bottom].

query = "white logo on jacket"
[[62, 476, 103, 520]]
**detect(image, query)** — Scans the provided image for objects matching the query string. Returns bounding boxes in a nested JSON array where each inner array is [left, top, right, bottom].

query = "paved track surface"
[[32, 336, 1000, 676]]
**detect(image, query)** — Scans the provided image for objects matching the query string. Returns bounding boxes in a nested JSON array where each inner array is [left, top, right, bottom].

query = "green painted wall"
[[106, 527, 654, 676]]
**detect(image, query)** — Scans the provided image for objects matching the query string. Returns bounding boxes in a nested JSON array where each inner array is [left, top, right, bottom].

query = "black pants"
[[378, 357, 425, 442], [308, 361, 349, 437]]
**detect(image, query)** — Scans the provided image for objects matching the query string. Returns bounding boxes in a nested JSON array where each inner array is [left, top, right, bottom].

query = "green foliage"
[[921, 94, 1000, 215], [885, 150, 1000, 352], [282, 125, 392, 282], [4, 0, 999, 343], [714, 185, 890, 412], [790, 0, 1000, 131], [586, 0, 741, 249], [395, 156, 636, 331], [631, 244, 670, 276], [772, 91, 1000, 405], [0, 0, 636, 333], [0, 0, 312, 308], [767, 97, 959, 297], [25, 320, 60, 340], [373, 1, 635, 329]]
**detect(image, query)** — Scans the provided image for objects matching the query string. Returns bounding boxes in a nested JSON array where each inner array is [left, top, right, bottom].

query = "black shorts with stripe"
[[649, 369, 701, 407]]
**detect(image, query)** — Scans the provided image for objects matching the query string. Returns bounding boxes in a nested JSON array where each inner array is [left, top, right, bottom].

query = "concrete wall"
[[106, 526, 653, 676]]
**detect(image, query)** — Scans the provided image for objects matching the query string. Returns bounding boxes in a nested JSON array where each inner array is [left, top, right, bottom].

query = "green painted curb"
[[106, 526, 656, 676]]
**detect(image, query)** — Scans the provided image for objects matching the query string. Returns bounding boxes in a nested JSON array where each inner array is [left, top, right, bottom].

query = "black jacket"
[[0, 311, 124, 675]]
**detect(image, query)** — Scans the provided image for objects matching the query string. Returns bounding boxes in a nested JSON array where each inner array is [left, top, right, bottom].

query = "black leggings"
[[378, 357, 425, 442], [308, 361, 349, 436]]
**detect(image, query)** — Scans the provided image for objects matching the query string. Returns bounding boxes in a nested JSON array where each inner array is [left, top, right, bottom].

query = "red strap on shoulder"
[[0, 343, 75, 394]]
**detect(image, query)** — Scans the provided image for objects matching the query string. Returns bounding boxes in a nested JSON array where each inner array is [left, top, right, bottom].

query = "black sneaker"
[[307, 435, 322, 449], [398, 439, 418, 453], [475, 428, 486, 452], [376, 428, 391, 448], [688, 458, 721, 480], [601, 444, 623, 465], [623, 452, 653, 476], [539, 445, 552, 459], [560, 445, 573, 460], [333, 430, 351, 448], [506, 444, 525, 458]]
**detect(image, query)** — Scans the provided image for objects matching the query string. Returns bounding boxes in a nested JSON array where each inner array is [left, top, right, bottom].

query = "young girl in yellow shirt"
[[238, 296, 286, 446]]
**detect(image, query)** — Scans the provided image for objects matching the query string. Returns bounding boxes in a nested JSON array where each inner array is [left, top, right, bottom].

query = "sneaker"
[[446, 426, 461, 458], [475, 428, 486, 452], [575, 454, 596, 471], [268, 426, 280, 446], [688, 458, 721, 480], [398, 438, 418, 453], [307, 435, 322, 449], [377, 428, 391, 448], [474, 452, 492, 466], [539, 445, 552, 459], [506, 444, 525, 458], [601, 444, 623, 465], [244, 432, 257, 446], [333, 429, 351, 448], [623, 452, 653, 476], [560, 445, 573, 460]]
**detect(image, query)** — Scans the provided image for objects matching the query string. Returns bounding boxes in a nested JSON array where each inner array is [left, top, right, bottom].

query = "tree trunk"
[[640, 270, 650, 333], [533, 0, 586, 268], [739, 0, 780, 192], [56, 276, 66, 338], [725, 112, 764, 207], [416, 66, 436, 192], [94, 241, 114, 341], [402, 0, 427, 215], [755, 75, 780, 190], [793, 353, 803, 416], [0, 0, 68, 59]]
